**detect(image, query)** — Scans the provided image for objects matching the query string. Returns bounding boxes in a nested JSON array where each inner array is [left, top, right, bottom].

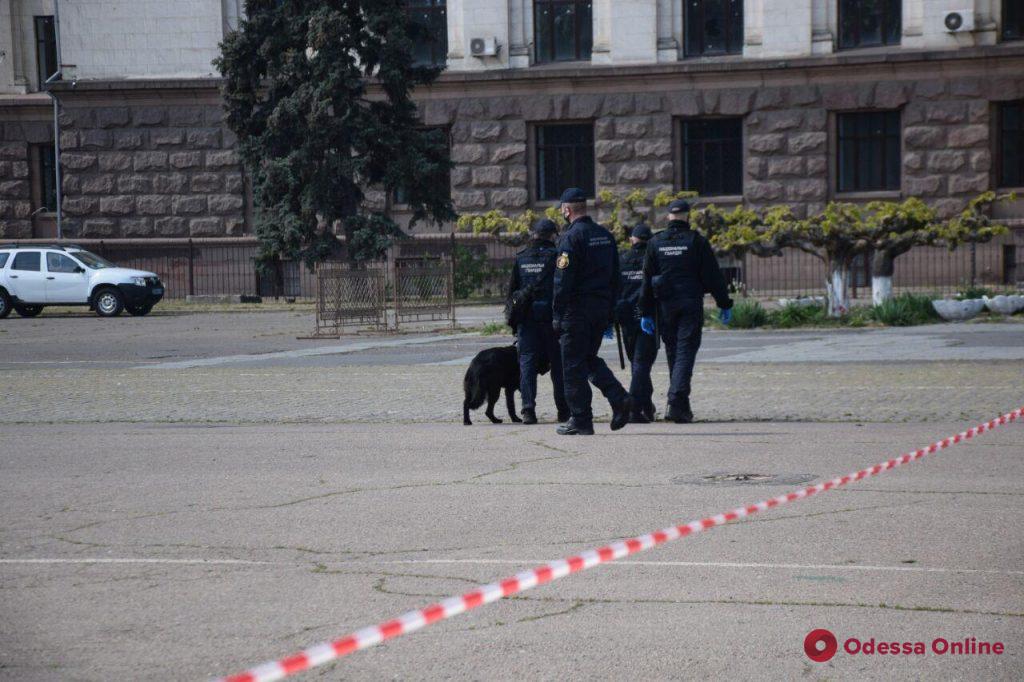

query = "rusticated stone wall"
[[412, 73, 1024, 223], [57, 100, 247, 238]]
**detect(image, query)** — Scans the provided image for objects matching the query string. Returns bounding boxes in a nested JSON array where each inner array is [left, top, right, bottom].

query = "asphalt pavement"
[[0, 307, 1021, 681]]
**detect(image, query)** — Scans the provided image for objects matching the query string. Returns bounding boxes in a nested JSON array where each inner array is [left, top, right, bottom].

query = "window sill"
[[692, 194, 743, 205], [834, 44, 903, 55], [679, 53, 744, 62], [529, 59, 592, 70], [833, 190, 902, 201]]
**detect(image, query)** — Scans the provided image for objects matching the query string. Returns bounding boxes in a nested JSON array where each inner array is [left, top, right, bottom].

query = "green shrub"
[[869, 293, 941, 326], [479, 321, 512, 336], [956, 285, 996, 300], [769, 302, 830, 328], [845, 306, 873, 328], [453, 245, 508, 299], [729, 299, 769, 328]]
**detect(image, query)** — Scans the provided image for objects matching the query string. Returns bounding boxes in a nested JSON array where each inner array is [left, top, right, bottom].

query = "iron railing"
[[3, 232, 1019, 302]]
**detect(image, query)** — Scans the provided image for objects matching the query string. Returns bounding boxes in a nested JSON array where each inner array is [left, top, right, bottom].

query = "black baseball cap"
[[559, 187, 587, 204], [531, 218, 558, 237], [667, 199, 691, 214], [631, 224, 653, 240]]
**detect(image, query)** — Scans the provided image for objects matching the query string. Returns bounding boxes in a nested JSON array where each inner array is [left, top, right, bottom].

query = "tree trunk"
[[871, 249, 896, 306], [826, 259, 851, 318]]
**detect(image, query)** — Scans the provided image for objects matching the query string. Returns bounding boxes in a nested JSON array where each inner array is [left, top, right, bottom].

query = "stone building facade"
[[1, 0, 1023, 245]]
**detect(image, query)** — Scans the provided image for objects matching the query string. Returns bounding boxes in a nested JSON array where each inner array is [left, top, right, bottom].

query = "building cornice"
[[40, 43, 1024, 99]]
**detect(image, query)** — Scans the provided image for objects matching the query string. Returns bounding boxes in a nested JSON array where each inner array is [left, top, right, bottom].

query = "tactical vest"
[[650, 227, 703, 303], [618, 244, 646, 307], [515, 242, 557, 320]]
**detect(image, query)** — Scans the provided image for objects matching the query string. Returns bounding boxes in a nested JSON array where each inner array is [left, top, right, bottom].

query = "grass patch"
[[769, 302, 832, 328], [479, 321, 512, 336], [729, 299, 769, 329], [868, 293, 940, 327]]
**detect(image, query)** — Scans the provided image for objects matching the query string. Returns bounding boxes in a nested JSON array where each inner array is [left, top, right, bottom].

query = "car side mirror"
[[74, 266, 85, 274]]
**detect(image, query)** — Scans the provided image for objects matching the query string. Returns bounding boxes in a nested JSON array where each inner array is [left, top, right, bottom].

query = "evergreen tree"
[[215, 0, 456, 263]]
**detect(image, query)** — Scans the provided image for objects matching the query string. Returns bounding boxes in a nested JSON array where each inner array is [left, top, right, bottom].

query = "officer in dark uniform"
[[507, 218, 570, 424], [639, 199, 733, 423], [615, 223, 658, 423], [552, 187, 633, 435]]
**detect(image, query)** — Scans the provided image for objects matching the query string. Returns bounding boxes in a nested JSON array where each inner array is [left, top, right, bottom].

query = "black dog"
[[462, 344, 552, 425], [463, 345, 522, 426]]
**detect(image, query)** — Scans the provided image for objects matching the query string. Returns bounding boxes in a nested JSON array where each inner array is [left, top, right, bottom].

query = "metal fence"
[[393, 255, 455, 330], [314, 263, 387, 336], [740, 238, 1018, 299], [4, 232, 1019, 303]]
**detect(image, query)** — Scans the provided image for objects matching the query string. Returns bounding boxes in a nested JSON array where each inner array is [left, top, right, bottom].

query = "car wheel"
[[0, 290, 11, 319], [126, 304, 153, 317], [14, 304, 43, 318], [94, 288, 125, 317]]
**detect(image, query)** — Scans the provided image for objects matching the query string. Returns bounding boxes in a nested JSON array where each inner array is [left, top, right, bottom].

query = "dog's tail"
[[463, 369, 487, 410]]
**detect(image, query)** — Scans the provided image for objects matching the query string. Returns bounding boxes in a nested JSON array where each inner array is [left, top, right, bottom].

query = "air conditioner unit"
[[470, 37, 500, 57], [943, 10, 975, 33]]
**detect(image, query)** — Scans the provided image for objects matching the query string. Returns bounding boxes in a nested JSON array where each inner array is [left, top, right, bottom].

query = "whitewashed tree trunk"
[[871, 249, 899, 306], [826, 262, 851, 317], [872, 276, 893, 306]]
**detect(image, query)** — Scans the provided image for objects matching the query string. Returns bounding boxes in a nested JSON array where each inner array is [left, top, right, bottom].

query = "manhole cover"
[[672, 472, 818, 486], [705, 473, 773, 483]]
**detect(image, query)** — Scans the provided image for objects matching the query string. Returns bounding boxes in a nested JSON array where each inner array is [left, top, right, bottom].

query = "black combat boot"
[[610, 396, 634, 431], [521, 408, 537, 425], [556, 417, 594, 435], [665, 401, 693, 424]]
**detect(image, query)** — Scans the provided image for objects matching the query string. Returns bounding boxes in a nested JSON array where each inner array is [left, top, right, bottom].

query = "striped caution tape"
[[217, 407, 1023, 682]]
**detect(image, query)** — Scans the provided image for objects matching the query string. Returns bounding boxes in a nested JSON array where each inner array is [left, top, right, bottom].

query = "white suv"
[[0, 245, 164, 318]]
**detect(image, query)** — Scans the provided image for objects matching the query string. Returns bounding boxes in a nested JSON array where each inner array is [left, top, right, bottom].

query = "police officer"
[[639, 199, 732, 423], [507, 218, 570, 424], [552, 187, 633, 435], [616, 223, 658, 423]]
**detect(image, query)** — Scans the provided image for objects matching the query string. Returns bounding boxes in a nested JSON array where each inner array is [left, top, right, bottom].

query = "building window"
[[534, 1, 593, 64], [34, 16, 58, 87], [679, 118, 743, 196], [31, 144, 58, 212], [838, 0, 901, 50], [684, 0, 743, 57], [999, 101, 1023, 188], [1004, 0, 1024, 41], [535, 123, 594, 201], [407, 0, 447, 67], [394, 127, 451, 205], [837, 111, 901, 193]]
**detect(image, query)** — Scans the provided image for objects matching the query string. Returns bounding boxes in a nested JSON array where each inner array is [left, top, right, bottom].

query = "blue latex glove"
[[719, 308, 733, 325], [603, 325, 614, 340], [640, 316, 655, 336]]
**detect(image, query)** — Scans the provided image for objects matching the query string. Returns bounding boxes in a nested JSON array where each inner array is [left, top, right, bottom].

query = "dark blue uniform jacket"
[[553, 216, 620, 320], [639, 221, 732, 316]]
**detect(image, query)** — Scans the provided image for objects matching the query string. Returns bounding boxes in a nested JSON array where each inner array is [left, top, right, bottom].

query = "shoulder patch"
[[556, 252, 570, 269]]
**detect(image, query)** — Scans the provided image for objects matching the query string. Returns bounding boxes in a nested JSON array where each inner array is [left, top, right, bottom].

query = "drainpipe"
[[43, 0, 64, 239]]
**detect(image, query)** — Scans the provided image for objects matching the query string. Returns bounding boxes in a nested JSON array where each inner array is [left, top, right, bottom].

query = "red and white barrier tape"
[[217, 407, 1023, 682]]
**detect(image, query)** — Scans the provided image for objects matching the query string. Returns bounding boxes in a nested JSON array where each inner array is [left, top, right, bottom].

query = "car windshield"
[[70, 251, 115, 269]]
